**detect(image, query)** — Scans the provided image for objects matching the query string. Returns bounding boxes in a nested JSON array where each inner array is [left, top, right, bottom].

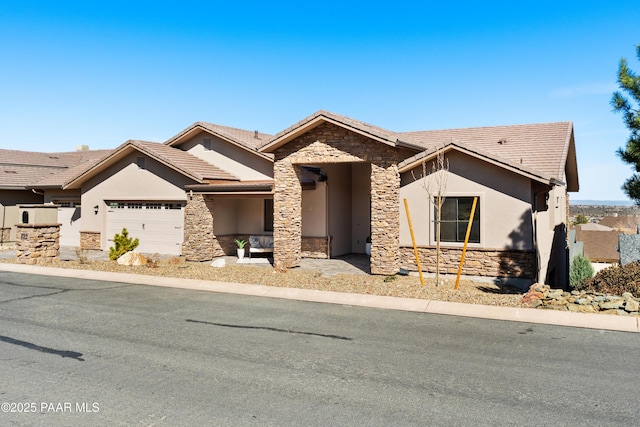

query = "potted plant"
[[365, 236, 372, 256], [234, 238, 248, 259]]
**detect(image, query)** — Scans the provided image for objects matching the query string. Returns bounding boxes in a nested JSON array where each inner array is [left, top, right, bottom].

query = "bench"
[[249, 235, 274, 258]]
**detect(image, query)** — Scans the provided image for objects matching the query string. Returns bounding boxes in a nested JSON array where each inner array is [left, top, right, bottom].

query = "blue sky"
[[1, 1, 639, 201]]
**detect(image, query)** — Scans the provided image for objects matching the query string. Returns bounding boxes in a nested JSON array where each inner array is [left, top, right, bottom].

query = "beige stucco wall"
[[302, 181, 327, 237], [535, 184, 569, 286], [211, 197, 272, 236], [351, 162, 371, 253], [80, 152, 191, 249], [180, 131, 273, 180], [400, 152, 535, 251]]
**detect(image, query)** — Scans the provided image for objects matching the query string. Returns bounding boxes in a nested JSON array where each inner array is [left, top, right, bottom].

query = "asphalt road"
[[0, 271, 639, 426]]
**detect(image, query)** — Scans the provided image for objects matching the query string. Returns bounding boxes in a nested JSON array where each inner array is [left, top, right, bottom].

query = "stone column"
[[182, 194, 216, 261], [273, 160, 302, 268], [16, 223, 61, 265], [370, 161, 400, 275]]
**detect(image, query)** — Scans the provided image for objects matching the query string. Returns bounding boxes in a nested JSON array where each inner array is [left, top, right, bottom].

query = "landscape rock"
[[117, 251, 147, 266], [519, 283, 640, 316], [210, 258, 226, 268]]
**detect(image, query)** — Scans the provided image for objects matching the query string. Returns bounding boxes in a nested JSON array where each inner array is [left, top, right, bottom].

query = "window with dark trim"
[[264, 199, 274, 232], [436, 197, 480, 243]]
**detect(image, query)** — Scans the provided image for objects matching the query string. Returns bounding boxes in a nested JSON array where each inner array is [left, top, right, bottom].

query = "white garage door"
[[106, 202, 184, 255], [57, 202, 82, 247]]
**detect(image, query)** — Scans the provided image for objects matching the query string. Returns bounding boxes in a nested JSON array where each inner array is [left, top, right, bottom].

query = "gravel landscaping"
[[0, 255, 525, 307]]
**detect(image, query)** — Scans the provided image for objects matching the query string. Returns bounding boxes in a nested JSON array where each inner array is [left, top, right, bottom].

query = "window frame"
[[431, 194, 482, 247]]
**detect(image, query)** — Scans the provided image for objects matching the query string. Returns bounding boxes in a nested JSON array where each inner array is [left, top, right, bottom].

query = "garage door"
[[106, 202, 184, 255], [56, 202, 82, 247]]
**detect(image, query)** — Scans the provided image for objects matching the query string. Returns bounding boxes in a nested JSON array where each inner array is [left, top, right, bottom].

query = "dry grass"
[[0, 257, 525, 307]]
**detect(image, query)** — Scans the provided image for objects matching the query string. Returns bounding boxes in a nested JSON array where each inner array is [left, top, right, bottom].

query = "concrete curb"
[[1, 263, 638, 333]]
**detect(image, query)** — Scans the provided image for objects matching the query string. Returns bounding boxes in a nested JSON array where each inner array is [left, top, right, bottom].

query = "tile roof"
[[130, 140, 239, 181], [598, 215, 640, 233], [575, 228, 620, 263], [0, 149, 111, 189], [62, 140, 239, 189], [398, 122, 574, 181], [164, 121, 273, 159], [260, 110, 424, 152]]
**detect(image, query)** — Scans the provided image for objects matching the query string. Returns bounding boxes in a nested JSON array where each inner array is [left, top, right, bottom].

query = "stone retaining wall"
[[80, 231, 101, 250], [399, 246, 536, 278], [16, 223, 60, 265]]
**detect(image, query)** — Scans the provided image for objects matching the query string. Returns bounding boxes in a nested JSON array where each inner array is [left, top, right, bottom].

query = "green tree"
[[612, 44, 640, 202], [572, 214, 589, 225], [569, 255, 594, 290], [109, 228, 139, 260]]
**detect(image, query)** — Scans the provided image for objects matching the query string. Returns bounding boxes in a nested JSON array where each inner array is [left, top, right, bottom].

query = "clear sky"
[[1, 1, 639, 201]]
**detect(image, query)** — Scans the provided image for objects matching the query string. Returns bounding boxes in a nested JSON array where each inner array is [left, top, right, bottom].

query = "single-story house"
[[3, 110, 578, 287]]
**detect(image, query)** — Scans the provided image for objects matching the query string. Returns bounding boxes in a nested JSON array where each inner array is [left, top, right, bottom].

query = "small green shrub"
[[234, 239, 247, 249], [583, 262, 640, 297], [109, 228, 139, 260], [569, 255, 594, 290]]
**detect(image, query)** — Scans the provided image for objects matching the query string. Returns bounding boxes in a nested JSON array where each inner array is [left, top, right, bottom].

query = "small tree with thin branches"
[[414, 144, 449, 284]]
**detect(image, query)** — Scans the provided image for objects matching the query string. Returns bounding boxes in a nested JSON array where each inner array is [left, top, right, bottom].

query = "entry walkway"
[[0, 246, 371, 276]]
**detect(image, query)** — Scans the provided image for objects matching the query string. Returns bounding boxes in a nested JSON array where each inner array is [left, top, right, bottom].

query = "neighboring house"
[[572, 223, 619, 272], [598, 215, 640, 234], [4, 110, 579, 288], [0, 148, 111, 245]]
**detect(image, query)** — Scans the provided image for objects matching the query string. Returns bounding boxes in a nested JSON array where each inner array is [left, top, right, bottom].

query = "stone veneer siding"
[[182, 194, 226, 261], [16, 223, 61, 265], [302, 236, 330, 259], [273, 122, 401, 275], [399, 246, 537, 279], [0, 227, 10, 244], [80, 231, 101, 250]]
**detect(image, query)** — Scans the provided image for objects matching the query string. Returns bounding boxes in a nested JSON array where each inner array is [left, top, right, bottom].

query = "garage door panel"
[[106, 202, 184, 255]]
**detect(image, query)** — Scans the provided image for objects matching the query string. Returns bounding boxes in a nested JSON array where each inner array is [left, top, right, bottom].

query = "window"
[[127, 203, 143, 209], [146, 203, 162, 210], [264, 199, 274, 232], [436, 197, 480, 243], [164, 203, 183, 210]]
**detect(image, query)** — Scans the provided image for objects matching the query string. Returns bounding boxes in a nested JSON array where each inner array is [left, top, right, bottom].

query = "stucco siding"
[[181, 132, 273, 180], [400, 151, 534, 251], [302, 182, 327, 237], [80, 153, 191, 248]]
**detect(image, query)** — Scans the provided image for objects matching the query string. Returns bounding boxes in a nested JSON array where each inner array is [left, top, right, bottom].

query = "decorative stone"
[[599, 299, 625, 310], [210, 258, 226, 268], [624, 298, 639, 312], [117, 251, 147, 266]]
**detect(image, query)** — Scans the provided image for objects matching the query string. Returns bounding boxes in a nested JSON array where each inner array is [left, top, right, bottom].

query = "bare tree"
[[413, 144, 449, 284]]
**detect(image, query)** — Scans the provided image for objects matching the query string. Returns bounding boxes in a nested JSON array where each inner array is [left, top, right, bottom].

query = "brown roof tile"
[[130, 140, 238, 181], [398, 122, 573, 180], [575, 228, 620, 263], [1, 149, 112, 189]]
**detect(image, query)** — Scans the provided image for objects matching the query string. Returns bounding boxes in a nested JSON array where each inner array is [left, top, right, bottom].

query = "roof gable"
[[398, 140, 559, 186], [259, 110, 424, 153], [165, 122, 273, 161], [63, 140, 239, 189], [398, 121, 577, 190]]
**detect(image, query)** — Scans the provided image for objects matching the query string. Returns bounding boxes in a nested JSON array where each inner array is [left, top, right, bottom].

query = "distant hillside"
[[569, 202, 640, 223], [570, 200, 635, 206]]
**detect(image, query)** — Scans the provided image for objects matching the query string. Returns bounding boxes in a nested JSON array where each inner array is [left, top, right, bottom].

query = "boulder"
[[210, 258, 226, 268], [117, 251, 147, 266]]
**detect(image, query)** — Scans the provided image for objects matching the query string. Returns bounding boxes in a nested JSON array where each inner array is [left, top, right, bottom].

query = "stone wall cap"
[[16, 223, 62, 228]]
